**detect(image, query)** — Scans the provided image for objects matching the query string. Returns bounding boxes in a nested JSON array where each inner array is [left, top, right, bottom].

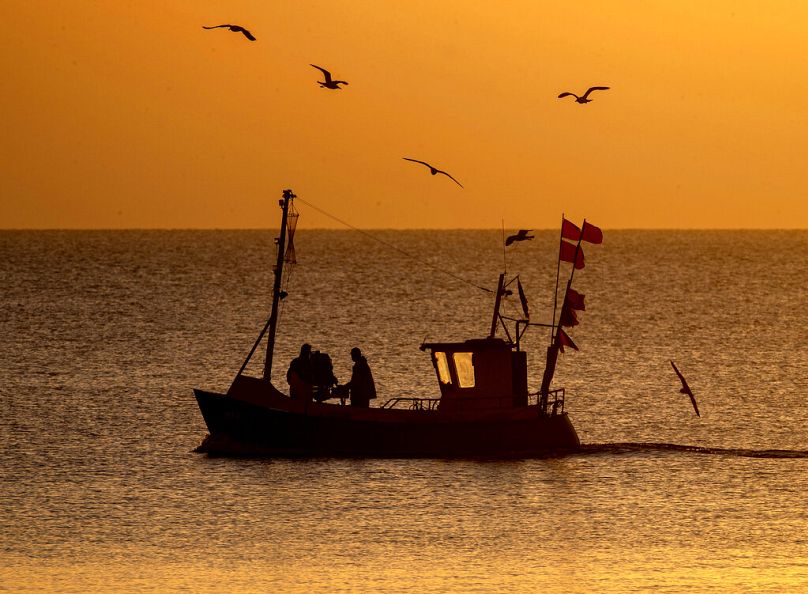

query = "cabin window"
[[452, 352, 475, 388], [435, 352, 452, 384]]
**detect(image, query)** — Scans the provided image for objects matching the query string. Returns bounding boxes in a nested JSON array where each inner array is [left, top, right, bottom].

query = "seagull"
[[402, 158, 463, 188], [310, 64, 349, 89], [558, 86, 610, 104], [670, 360, 700, 417], [505, 230, 534, 246], [202, 24, 256, 41]]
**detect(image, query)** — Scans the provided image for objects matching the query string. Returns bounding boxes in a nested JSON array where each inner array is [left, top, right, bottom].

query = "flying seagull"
[[505, 230, 534, 246], [310, 64, 349, 89], [402, 158, 463, 188], [202, 24, 256, 41], [670, 360, 700, 417], [558, 86, 610, 104]]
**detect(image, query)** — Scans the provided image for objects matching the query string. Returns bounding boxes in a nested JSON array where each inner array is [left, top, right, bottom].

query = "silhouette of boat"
[[194, 189, 598, 457]]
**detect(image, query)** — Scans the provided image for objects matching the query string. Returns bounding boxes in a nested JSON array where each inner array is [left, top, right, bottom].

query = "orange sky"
[[2, 1, 807, 229]]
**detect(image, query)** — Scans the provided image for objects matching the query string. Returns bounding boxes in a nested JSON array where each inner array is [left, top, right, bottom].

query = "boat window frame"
[[452, 352, 476, 388]]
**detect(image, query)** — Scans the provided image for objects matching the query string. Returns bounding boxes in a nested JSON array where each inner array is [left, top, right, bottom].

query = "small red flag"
[[559, 240, 585, 269], [557, 328, 578, 353], [559, 305, 579, 327], [561, 218, 580, 242], [565, 287, 586, 311], [581, 221, 603, 244]]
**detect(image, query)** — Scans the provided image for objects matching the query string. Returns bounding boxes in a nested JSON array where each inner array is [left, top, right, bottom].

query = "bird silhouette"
[[558, 86, 610, 104], [670, 360, 700, 417], [505, 230, 534, 246], [202, 24, 256, 41], [402, 158, 463, 188], [310, 64, 349, 89]]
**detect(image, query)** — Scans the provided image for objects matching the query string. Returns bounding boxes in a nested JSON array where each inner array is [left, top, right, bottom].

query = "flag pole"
[[542, 214, 566, 413], [542, 218, 584, 411], [551, 214, 565, 345]]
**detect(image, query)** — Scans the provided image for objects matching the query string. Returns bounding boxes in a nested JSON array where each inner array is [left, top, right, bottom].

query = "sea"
[[1, 229, 806, 593]]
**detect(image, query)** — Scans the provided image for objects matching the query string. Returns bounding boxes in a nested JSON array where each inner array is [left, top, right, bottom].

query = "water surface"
[[1, 230, 806, 592]]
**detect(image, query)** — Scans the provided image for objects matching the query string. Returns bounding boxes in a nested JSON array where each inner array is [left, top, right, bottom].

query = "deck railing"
[[381, 397, 441, 411], [532, 387, 565, 416], [379, 389, 566, 415]]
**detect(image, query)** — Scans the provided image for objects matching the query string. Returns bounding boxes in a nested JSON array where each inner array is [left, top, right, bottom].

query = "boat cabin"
[[420, 338, 528, 411]]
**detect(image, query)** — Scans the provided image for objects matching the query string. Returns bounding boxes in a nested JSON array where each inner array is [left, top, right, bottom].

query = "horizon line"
[[1, 227, 808, 232]]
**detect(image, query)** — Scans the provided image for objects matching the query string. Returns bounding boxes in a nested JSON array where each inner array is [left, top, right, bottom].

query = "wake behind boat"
[[194, 189, 602, 457]]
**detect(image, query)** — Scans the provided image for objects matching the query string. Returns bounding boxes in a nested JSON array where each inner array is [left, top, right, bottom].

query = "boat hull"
[[194, 377, 580, 458]]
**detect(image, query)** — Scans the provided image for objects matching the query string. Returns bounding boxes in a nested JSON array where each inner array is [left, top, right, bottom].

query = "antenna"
[[502, 219, 507, 273]]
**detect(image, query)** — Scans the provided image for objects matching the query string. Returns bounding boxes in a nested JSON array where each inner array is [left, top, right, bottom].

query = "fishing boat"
[[194, 189, 602, 457]]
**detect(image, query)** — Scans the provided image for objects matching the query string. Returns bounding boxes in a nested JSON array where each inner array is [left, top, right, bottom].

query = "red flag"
[[581, 221, 603, 244], [559, 305, 579, 327], [559, 240, 585, 269], [561, 218, 580, 241], [557, 328, 578, 353], [565, 287, 586, 311]]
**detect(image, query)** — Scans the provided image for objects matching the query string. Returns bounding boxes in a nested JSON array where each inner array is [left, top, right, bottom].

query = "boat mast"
[[263, 189, 295, 381]]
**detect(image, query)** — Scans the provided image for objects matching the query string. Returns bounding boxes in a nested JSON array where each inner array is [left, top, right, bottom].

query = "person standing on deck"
[[287, 343, 314, 401], [344, 347, 376, 408]]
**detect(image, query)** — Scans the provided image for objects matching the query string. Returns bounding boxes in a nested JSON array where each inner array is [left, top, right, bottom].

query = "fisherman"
[[310, 350, 338, 402], [287, 343, 314, 400], [343, 347, 376, 408]]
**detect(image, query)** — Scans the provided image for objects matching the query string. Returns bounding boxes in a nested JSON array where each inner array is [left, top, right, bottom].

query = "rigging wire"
[[295, 196, 493, 294]]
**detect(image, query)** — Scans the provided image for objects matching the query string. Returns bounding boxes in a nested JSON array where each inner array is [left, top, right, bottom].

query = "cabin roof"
[[419, 337, 513, 353]]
